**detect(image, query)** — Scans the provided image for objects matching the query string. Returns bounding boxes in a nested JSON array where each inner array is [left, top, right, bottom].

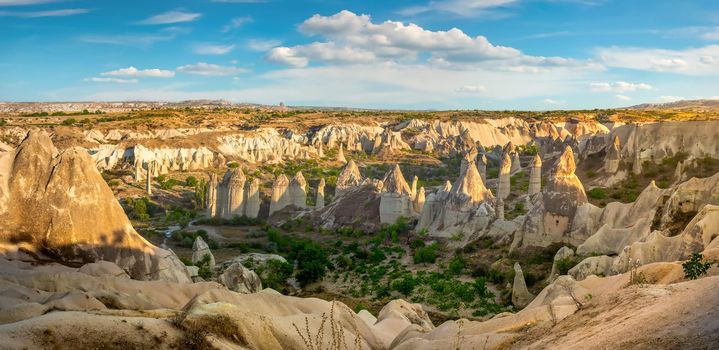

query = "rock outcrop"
[[379, 165, 415, 224], [0, 131, 190, 283], [217, 168, 246, 219], [497, 152, 512, 199], [218, 262, 262, 294], [245, 178, 261, 218], [336, 159, 363, 197], [316, 178, 325, 209], [269, 174, 290, 216], [528, 154, 542, 195], [206, 173, 218, 217], [191, 236, 215, 268], [512, 262, 534, 308], [288, 171, 307, 209]]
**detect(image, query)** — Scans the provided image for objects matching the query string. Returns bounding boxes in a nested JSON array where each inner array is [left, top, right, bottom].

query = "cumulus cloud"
[[267, 10, 589, 71], [596, 45, 719, 75], [138, 10, 201, 25], [84, 77, 138, 84], [195, 43, 235, 55], [176, 62, 247, 76], [590, 81, 652, 93], [101, 66, 175, 78]]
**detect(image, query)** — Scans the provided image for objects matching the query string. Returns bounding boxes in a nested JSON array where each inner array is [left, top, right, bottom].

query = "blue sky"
[[1, 0, 718, 110]]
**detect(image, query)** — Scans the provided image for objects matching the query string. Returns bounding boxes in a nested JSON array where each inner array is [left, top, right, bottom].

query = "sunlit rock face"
[[513, 146, 589, 249], [379, 164, 415, 224], [269, 174, 290, 216], [0, 131, 190, 283], [335, 159, 363, 197]]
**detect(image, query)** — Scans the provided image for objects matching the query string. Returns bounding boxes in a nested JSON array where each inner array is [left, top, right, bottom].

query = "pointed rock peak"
[[292, 171, 306, 186], [441, 180, 453, 193], [274, 174, 289, 187], [227, 167, 246, 182], [612, 135, 621, 148], [249, 177, 260, 188], [503, 141, 516, 154], [554, 146, 577, 177], [500, 152, 512, 173], [382, 164, 411, 195], [479, 154, 488, 165], [193, 236, 210, 251], [16, 129, 58, 158], [318, 177, 326, 188], [338, 159, 362, 185], [463, 148, 478, 163], [450, 158, 491, 204], [532, 154, 542, 167], [336, 144, 347, 163]]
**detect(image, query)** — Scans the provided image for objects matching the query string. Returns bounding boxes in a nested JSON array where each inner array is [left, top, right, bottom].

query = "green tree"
[[683, 253, 711, 280]]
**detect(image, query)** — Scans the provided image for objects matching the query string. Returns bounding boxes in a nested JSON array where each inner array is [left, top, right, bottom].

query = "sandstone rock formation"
[[477, 154, 488, 183], [316, 178, 325, 209], [269, 174, 290, 216], [414, 186, 425, 213], [206, 173, 218, 217], [336, 159, 363, 197], [216, 168, 246, 219], [379, 165, 415, 224], [512, 262, 534, 308], [288, 171, 307, 209], [336, 143, 347, 163], [549, 246, 574, 281], [528, 154, 542, 195], [497, 151, 512, 199], [218, 262, 262, 294], [191, 236, 215, 268], [0, 131, 190, 282], [245, 177, 261, 218]]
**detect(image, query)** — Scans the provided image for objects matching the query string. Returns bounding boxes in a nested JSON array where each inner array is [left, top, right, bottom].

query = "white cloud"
[[248, 38, 282, 51], [0, 0, 59, 5], [398, 0, 518, 17], [0, 8, 88, 17], [455, 85, 486, 93], [596, 45, 719, 75], [700, 27, 719, 40], [195, 44, 235, 55], [138, 10, 201, 25], [101, 66, 175, 78], [590, 81, 652, 93], [615, 94, 631, 101], [84, 77, 138, 84], [176, 62, 247, 76], [222, 16, 252, 32], [80, 34, 176, 46], [267, 10, 590, 72]]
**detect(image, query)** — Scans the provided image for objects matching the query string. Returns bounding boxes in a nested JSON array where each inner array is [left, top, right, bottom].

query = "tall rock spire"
[[245, 178, 260, 218], [289, 171, 307, 209], [449, 157, 492, 209], [145, 161, 154, 196], [414, 186, 425, 213], [528, 154, 542, 195], [336, 144, 347, 163], [316, 178, 326, 209], [603, 135, 621, 173], [269, 174, 290, 215], [477, 154, 487, 184], [336, 159, 363, 196], [497, 152, 512, 199], [206, 173, 218, 217], [225, 168, 247, 218]]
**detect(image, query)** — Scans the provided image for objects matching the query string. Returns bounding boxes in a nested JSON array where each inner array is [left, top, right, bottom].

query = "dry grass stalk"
[[292, 299, 360, 350]]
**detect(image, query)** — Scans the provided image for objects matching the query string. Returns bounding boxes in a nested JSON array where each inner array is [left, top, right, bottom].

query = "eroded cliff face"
[[0, 131, 190, 283]]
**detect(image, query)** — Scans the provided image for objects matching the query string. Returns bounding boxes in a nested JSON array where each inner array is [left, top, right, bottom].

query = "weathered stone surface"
[[477, 154, 487, 183], [245, 178, 261, 218], [497, 152, 512, 199], [528, 154, 542, 195], [336, 159, 363, 196], [0, 131, 190, 283], [269, 174, 290, 216], [288, 171, 307, 209], [414, 186, 425, 213], [316, 177, 325, 209], [191, 236, 215, 268], [206, 173, 218, 217], [218, 262, 263, 294], [512, 263, 534, 308], [379, 165, 414, 224], [549, 246, 574, 281], [336, 143, 347, 163]]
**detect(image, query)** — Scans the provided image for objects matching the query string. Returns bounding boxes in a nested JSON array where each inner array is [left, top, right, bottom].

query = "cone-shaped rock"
[[336, 159, 363, 196], [512, 262, 534, 308], [316, 178, 325, 209], [269, 174, 290, 215], [206, 173, 218, 217], [0, 131, 189, 282], [245, 178, 261, 218], [497, 152, 512, 199], [449, 158, 492, 210], [603, 135, 621, 173], [544, 146, 587, 216], [224, 168, 247, 218], [381, 164, 412, 195], [379, 164, 414, 224], [410, 175, 418, 200], [511, 152, 521, 173], [414, 186, 426, 213], [477, 154, 487, 183], [336, 144, 347, 163], [289, 171, 307, 209], [528, 154, 542, 195], [191, 236, 215, 268]]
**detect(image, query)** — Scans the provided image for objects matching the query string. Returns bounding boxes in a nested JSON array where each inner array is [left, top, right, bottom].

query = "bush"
[[391, 275, 416, 295], [185, 176, 198, 187], [0, 119, 7, 127], [131, 197, 150, 221], [414, 243, 439, 264], [587, 187, 607, 200], [555, 257, 576, 275], [448, 256, 466, 275], [683, 253, 711, 280], [61, 118, 77, 126]]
